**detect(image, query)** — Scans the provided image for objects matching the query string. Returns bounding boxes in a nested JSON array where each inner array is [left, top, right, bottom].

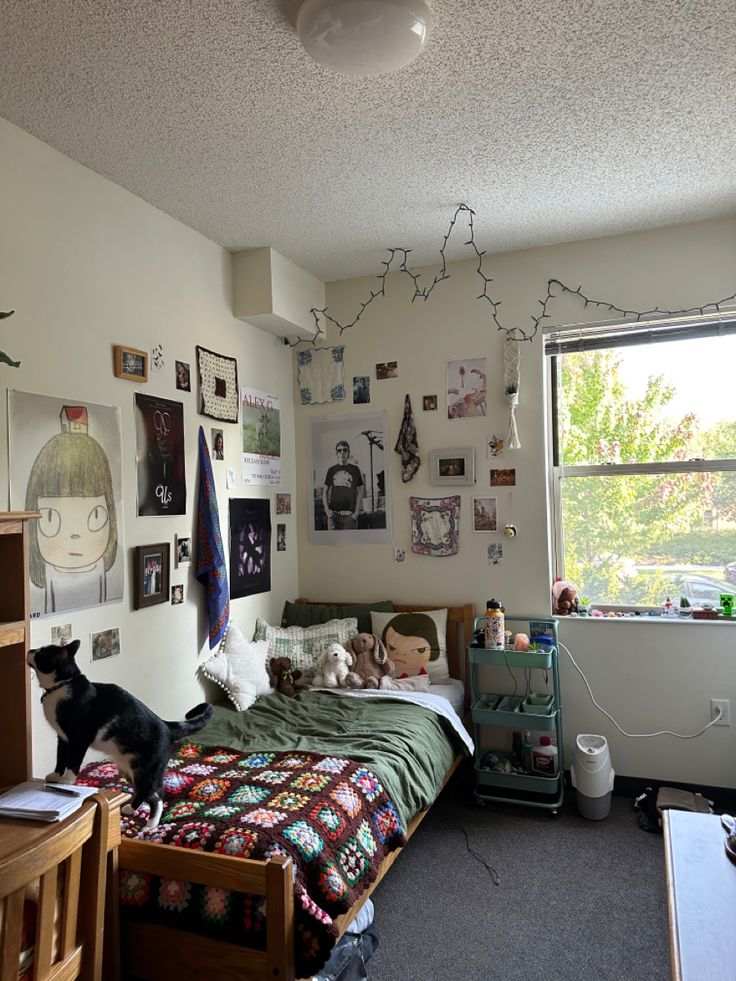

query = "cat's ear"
[[66, 639, 81, 659]]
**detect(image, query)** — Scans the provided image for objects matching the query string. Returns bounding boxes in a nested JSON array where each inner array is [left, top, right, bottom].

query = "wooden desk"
[[0, 787, 126, 981], [663, 810, 736, 980]]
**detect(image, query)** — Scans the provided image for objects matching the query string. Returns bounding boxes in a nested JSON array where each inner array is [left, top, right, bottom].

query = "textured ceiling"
[[1, 0, 735, 282]]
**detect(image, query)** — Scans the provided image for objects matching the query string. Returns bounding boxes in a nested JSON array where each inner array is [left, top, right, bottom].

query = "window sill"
[[559, 613, 735, 624]]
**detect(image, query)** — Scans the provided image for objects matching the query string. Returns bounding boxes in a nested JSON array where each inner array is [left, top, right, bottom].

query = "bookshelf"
[[0, 512, 39, 785]]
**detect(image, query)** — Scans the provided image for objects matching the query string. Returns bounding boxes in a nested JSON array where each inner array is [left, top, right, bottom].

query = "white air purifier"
[[571, 734, 615, 820]]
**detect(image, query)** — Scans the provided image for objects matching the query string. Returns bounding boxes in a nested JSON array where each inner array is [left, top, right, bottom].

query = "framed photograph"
[[171, 584, 184, 605], [175, 535, 191, 567], [134, 543, 170, 609], [308, 411, 391, 545], [276, 523, 286, 551], [473, 496, 498, 532], [114, 345, 148, 382], [429, 448, 475, 486], [423, 394, 438, 411]]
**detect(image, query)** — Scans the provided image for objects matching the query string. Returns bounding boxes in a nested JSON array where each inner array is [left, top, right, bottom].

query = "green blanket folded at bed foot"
[[194, 691, 460, 828]]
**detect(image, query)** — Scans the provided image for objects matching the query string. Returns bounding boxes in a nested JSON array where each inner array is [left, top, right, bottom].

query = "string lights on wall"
[[295, 204, 736, 348]]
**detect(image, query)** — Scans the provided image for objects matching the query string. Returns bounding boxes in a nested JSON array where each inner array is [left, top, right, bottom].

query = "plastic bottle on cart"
[[483, 599, 505, 650], [522, 731, 533, 773], [531, 735, 558, 777]]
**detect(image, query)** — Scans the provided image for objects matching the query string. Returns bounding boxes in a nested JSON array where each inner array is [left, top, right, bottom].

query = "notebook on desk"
[[0, 781, 98, 821]]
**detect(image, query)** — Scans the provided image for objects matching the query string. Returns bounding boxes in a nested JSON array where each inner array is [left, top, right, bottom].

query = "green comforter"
[[194, 691, 463, 828]]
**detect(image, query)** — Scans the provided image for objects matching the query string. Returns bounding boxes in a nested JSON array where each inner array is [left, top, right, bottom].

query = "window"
[[547, 311, 736, 609]]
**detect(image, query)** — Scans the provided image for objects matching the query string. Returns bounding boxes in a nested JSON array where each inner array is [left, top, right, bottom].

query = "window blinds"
[[543, 309, 736, 356]]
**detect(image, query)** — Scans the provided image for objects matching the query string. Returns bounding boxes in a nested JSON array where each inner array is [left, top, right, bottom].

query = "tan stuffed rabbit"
[[343, 633, 394, 689]]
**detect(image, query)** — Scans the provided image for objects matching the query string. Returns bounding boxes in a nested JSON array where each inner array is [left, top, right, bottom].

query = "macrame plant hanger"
[[503, 337, 521, 449]]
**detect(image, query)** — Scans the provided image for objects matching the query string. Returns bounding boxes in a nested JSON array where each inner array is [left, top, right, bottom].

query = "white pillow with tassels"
[[199, 622, 271, 710]]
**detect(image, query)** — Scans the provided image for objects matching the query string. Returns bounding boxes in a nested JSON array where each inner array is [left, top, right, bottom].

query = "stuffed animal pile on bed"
[[309, 633, 431, 692]]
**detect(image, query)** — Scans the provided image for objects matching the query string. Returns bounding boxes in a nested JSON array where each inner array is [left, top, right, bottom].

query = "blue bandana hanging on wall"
[[297, 346, 345, 405]]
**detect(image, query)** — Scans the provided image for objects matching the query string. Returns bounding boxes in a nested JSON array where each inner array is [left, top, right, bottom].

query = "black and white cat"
[[27, 640, 213, 829]]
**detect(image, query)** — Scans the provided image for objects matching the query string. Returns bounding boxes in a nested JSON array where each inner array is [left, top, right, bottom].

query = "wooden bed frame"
[[117, 601, 475, 981]]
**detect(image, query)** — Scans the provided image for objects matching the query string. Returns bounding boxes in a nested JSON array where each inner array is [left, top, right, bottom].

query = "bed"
[[83, 600, 475, 981]]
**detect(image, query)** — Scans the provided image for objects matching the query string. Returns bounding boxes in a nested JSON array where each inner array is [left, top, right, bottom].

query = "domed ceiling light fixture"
[[296, 0, 432, 76]]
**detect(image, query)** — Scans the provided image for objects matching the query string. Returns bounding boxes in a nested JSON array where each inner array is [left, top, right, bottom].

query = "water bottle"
[[483, 599, 505, 650]]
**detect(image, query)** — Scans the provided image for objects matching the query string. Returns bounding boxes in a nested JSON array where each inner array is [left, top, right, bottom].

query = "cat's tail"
[[166, 702, 214, 741]]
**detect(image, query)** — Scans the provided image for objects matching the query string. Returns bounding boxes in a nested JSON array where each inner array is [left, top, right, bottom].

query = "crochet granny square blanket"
[[78, 742, 405, 975]]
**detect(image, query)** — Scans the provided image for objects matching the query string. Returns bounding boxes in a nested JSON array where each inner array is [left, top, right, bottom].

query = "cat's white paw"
[[45, 771, 62, 783], [144, 800, 163, 831], [58, 770, 77, 785], [121, 803, 136, 816]]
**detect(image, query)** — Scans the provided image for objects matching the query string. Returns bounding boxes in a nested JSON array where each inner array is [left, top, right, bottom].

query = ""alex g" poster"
[[241, 386, 281, 485]]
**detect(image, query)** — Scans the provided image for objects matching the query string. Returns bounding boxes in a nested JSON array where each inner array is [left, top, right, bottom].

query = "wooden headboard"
[[294, 599, 475, 690]]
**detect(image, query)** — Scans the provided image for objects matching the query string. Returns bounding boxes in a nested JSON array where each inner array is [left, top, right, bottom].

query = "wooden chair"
[[0, 793, 111, 981]]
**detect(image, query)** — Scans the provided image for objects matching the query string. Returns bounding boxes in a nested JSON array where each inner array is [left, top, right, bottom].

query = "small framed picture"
[[114, 345, 148, 382], [171, 584, 184, 605], [176, 535, 192, 567], [429, 448, 475, 486], [423, 395, 438, 411], [134, 543, 170, 609], [276, 523, 286, 551], [473, 496, 498, 532]]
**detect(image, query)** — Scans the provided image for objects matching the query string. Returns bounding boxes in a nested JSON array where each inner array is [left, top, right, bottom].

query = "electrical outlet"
[[710, 698, 731, 726]]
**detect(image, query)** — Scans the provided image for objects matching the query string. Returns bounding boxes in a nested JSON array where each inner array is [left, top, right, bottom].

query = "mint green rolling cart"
[[470, 614, 564, 814]]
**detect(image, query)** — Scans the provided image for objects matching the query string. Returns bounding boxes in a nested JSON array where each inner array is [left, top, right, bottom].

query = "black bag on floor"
[[312, 925, 380, 981]]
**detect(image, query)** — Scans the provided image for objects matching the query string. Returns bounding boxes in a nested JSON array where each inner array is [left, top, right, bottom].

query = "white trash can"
[[571, 734, 615, 820]]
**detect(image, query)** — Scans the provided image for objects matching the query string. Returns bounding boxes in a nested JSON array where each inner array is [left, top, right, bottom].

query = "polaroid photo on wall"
[[176, 535, 191, 567], [91, 627, 121, 662]]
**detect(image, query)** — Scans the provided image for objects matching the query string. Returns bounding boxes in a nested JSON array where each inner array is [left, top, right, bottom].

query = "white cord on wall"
[[558, 641, 724, 739]]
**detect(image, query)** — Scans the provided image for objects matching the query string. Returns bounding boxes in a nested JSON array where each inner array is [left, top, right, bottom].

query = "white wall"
[[0, 118, 299, 777], [296, 216, 736, 789]]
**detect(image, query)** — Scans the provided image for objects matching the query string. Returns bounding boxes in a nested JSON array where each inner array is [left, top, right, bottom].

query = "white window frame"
[[545, 309, 736, 607]]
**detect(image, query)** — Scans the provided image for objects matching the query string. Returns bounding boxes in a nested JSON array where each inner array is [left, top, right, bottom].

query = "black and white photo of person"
[[322, 439, 364, 530], [276, 523, 286, 551], [308, 412, 391, 545]]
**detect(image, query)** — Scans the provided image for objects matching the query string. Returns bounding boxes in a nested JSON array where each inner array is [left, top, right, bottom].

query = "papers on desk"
[[0, 781, 99, 822]]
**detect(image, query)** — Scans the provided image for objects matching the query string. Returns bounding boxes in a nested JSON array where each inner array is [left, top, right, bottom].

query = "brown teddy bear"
[[552, 580, 578, 616], [343, 633, 394, 689], [268, 656, 306, 697]]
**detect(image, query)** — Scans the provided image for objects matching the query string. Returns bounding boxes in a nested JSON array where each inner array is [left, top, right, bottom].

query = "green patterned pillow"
[[253, 616, 358, 678]]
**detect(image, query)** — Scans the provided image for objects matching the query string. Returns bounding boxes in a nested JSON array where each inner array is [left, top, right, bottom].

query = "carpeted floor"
[[368, 763, 670, 981]]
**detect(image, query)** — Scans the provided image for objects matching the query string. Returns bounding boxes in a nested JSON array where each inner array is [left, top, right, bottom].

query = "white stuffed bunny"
[[312, 643, 353, 688]]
